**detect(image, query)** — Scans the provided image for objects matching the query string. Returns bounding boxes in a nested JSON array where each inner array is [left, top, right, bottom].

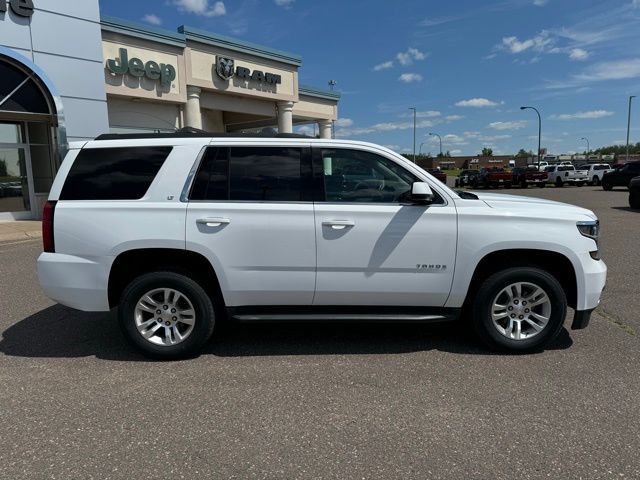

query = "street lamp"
[[580, 137, 590, 157], [409, 107, 417, 162], [520, 106, 542, 165], [626, 95, 636, 163], [419, 141, 427, 156], [429, 132, 442, 157]]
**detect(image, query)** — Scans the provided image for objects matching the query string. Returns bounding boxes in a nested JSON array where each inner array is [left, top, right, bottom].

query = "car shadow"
[[612, 206, 639, 212], [0, 304, 573, 361]]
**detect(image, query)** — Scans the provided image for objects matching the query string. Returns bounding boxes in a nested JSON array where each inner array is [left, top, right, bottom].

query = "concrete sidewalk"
[[0, 221, 42, 243]]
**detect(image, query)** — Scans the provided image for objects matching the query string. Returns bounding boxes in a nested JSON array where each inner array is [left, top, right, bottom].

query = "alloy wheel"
[[491, 282, 552, 340], [134, 288, 196, 346]]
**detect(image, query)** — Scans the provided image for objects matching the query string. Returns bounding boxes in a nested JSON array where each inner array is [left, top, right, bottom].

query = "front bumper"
[[37, 253, 111, 311]]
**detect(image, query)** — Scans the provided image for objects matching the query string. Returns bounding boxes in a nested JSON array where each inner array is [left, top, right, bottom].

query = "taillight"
[[42, 201, 56, 253]]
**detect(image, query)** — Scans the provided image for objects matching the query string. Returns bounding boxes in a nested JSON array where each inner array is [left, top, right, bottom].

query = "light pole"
[[329, 80, 337, 139], [580, 137, 589, 157], [409, 107, 416, 162], [520, 106, 541, 165], [626, 95, 635, 163], [429, 132, 442, 156], [419, 141, 427, 156]]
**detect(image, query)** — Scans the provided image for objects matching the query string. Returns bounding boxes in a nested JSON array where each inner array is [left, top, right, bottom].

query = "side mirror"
[[411, 182, 434, 204]]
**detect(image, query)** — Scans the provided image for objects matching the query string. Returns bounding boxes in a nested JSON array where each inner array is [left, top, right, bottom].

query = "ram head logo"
[[215, 56, 235, 81]]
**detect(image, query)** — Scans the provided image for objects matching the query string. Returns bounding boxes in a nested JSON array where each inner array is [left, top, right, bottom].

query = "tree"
[[515, 148, 532, 158], [0, 159, 7, 177], [481, 147, 493, 156]]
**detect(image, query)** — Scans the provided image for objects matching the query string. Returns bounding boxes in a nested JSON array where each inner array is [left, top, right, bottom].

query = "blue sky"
[[99, 0, 640, 156]]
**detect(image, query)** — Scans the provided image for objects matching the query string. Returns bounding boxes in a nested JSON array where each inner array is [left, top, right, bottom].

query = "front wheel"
[[520, 180, 528, 189], [472, 268, 567, 352], [602, 181, 613, 191], [555, 178, 564, 187], [576, 182, 583, 187], [592, 176, 600, 186], [537, 183, 546, 188], [630, 191, 640, 209], [118, 271, 216, 359]]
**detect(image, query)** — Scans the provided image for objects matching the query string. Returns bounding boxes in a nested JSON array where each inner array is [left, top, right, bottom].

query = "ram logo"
[[215, 56, 235, 81]]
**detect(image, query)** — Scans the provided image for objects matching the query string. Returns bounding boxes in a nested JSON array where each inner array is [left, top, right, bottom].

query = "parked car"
[[426, 168, 447, 184], [37, 132, 606, 359], [471, 167, 512, 189], [602, 161, 640, 190], [629, 177, 640, 209], [454, 169, 479, 188], [559, 161, 574, 166], [537, 161, 550, 172], [629, 176, 640, 209], [579, 164, 613, 186], [544, 165, 589, 187], [511, 166, 547, 188]]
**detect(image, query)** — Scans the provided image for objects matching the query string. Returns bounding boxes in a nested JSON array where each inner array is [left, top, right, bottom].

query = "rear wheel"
[[555, 178, 564, 187], [592, 176, 600, 186], [118, 271, 216, 359], [537, 183, 546, 188], [472, 268, 567, 352], [602, 181, 613, 191], [630, 191, 640, 209], [520, 180, 528, 188], [576, 182, 583, 187]]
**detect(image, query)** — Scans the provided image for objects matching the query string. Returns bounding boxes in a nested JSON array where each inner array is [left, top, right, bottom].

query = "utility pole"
[[626, 95, 635, 163], [409, 107, 416, 162], [329, 80, 337, 139], [580, 137, 590, 157]]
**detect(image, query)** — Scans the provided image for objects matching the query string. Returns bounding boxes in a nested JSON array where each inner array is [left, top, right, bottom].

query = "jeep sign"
[[106, 48, 176, 88], [0, 0, 34, 17]]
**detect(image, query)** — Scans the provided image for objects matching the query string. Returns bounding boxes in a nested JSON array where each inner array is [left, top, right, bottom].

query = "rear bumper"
[[37, 253, 111, 311]]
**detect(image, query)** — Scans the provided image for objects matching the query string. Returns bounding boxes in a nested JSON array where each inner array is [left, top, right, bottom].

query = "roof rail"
[[94, 127, 311, 141]]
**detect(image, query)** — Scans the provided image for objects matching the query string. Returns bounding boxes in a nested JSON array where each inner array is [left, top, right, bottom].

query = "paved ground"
[[0, 185, 638, 479]]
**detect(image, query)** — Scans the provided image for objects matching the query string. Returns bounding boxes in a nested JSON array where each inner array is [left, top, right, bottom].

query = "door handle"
[[197, 217, 231, 227], [322, 220, 355, 230]]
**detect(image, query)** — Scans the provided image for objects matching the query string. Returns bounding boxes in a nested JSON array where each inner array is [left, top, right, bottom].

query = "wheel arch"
[[461, 249, 578, 311], [108, 248, 224, 309]]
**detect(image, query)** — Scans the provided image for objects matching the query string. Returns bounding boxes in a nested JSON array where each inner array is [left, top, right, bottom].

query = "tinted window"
[[628, 163, 640, 172], [60, 147, 171, 200], [190, 146, 304, 201], [544, 166, 555, 172], [558, 166, 574, 171], [229, 147, 302, 201], [190, 147, 229, 201], [320, 149, 423, 203], [594, 165, 609, 170]]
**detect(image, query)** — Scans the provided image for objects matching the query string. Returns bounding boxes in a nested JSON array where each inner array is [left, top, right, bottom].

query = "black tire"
[[472, 267, 567, 353], [630, 192, 640, 209], [520, 180, 528, 189], [602, 181, 613, 191], [537, 183, 546, 188], [555, 178, 563, 187], [592, 176, 600, 186], [576, 182, 583, 187], [118, 271, 216, 360]]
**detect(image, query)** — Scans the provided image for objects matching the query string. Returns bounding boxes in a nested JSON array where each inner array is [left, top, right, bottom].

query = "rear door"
[[312, 145, 457, 306], [185, 143, 316, 306]]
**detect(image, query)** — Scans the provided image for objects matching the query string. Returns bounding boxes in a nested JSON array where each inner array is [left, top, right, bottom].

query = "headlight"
[[577, 220, 600, 260]]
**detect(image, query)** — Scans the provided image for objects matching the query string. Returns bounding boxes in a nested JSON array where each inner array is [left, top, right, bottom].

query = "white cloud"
[[335, 118, 353, 127], [171, 0, 226, 17], [450, 149, 463, 155], [445, 115, 464, 121], [373, 61, 393, 71], [296, 125, 315, 136], [142, 13, 162, 25], [397, 48, 427, 66], [399, 73, 423, 83], [401, 110, 440, 118], [634, 0, 640, 8], [500, 31, 553, 54], [382, 144, 401, 151], [336, 118, 436, 138], [534, 0, 549, 5], [455, 98, 499, 108], [569, 48, 589, 60], [575, 58, 640, 81], [488, 120, 527, 130], [274, 0, 295, 6], [550, 110, 614, 120]]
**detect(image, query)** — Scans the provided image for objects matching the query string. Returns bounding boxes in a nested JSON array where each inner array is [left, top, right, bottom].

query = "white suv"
[[37, 133, 607, 359]]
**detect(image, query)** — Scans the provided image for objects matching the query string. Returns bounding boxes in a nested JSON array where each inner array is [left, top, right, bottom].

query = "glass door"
[[0, 122, 35, 219]]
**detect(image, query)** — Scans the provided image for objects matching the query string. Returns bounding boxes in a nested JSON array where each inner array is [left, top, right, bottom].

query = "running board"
[[230, 313, 456, 323]]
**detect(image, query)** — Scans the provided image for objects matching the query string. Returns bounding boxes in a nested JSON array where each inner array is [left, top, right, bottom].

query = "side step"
[[228, 307, 460, 323]]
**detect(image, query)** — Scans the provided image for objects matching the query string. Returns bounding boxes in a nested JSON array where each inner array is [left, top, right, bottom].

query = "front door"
[[312, 147, 457, 306], [186, 144, 316, 306]]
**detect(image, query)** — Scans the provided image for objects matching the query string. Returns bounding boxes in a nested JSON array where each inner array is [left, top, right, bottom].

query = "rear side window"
[[60, 147, 171, 200], [190, 146, 307, 201]]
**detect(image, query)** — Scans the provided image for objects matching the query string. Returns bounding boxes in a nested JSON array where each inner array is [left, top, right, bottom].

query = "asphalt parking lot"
[[1, 185, 638, 480]]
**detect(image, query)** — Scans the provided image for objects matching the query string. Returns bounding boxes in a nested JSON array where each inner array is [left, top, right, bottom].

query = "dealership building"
[[0, 0, 340, 219]]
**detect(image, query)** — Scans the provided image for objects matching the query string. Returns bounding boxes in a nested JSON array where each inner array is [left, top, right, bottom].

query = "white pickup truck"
[[544, 165, 589, 187], [577, 164, 613, 186]]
